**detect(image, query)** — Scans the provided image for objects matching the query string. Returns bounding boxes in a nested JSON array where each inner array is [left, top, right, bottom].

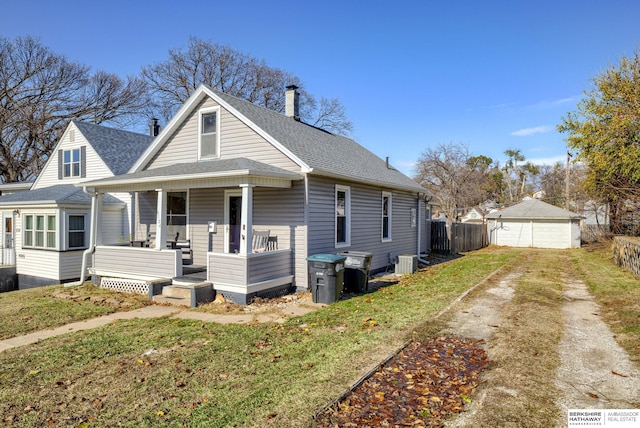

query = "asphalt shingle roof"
[[485, 199, 582, 220], [73, 121, 155, 175], [0, 184, 122, 206], [84, 157, 302, 186], [212, 88, 426, 193]]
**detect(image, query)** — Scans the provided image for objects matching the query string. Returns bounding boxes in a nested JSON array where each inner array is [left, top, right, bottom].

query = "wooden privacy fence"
[[430, 221, 487, 254]]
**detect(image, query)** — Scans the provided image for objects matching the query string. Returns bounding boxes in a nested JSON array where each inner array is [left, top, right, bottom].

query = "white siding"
[[33, 123, 113, 189], [145, 97, 299, 172]]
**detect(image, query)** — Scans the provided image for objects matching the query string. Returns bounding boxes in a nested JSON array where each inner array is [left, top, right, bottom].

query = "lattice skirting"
[[100, 277, 150, 295]]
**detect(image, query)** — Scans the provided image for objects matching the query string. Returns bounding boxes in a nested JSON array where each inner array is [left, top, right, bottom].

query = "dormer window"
[[199, 107, 220, 159]]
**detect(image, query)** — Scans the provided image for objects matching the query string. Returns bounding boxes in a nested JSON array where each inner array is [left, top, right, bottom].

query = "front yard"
[[0, 244, 637, 427]]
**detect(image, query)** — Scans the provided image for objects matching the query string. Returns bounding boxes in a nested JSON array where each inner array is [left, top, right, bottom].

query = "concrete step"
[[162, 284, 192, 299], [153, 294, 191, 307], [156, 281, 215, 307]]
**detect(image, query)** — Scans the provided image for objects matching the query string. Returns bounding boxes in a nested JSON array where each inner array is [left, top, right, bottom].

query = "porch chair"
[[252, 229, 270, 253]]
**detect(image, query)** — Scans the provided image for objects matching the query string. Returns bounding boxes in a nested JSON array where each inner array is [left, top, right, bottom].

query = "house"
[[460, 206, 486, 223], [0, 121, 154, 288], [79, 84, 429, 304], [485, 198, 582, 249]]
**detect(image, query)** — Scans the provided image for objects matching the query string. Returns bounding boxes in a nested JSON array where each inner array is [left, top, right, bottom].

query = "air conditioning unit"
[[395, 254, 417, 274]]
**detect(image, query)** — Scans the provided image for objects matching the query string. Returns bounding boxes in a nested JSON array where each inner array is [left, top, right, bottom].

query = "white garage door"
[[495, 220, 532, 247], [494, 219, 571, 248], [532, 220, 571, 249]]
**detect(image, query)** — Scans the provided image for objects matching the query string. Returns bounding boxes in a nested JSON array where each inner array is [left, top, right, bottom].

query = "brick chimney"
[[285, 85, 300, 121]]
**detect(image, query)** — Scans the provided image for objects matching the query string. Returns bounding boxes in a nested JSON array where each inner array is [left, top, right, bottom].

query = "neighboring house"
[[0, 181, 33, 266], [80, 84, 429, 304], [460, 207, 486, 223], [486, 198, 582, 249], [0, 121, 154, 288]]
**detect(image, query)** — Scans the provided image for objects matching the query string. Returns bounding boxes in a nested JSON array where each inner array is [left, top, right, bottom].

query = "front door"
[[225, 191, 242, 253], [2, 212, 14, 265]]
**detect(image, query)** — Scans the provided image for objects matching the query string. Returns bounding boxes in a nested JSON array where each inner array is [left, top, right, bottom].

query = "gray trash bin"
[[339, 251, 373, 293], [307, 254, 346, 304]]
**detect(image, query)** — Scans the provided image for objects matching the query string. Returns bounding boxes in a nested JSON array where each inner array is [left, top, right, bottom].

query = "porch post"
[[94, 192, 104, 246], [155, 188, 167, 250], [239, 184, 254, 255]]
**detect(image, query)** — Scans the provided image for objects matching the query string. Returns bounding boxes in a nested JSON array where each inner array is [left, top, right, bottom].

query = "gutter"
[[416, 194, 430, 266], [67, 186, 98, 287]]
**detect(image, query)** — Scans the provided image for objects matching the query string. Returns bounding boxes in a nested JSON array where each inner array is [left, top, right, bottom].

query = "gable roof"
[[132, 85, 425, 194], [0, 184, 123, 207], [486, 199, 583, 220], [73, 121, 155, 175]]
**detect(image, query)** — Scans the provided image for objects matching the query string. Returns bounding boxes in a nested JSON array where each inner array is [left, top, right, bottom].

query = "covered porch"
[[80, 158, 303, 304]]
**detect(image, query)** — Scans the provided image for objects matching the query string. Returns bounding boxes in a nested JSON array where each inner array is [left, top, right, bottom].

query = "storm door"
[[224, 191, 242, 253]]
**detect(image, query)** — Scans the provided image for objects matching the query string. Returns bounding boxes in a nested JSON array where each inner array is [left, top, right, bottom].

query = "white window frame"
[[382, 191, 392, 242], [335, 185, 351, 248], [166, 190, 189, 241], [23, 213, 57, 250], [67, 213, 87, 250], [198, 106, 221, 160], [63, 148, 81, 177]]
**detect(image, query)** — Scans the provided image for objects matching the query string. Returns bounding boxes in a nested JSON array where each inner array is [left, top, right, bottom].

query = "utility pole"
[[565, 151, 572, 210]]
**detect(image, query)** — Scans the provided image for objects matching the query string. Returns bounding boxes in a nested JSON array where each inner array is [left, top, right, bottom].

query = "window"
[[23, 214, 56, 249], [199, 108, 220, 159], [335, 185, 351, 247], [68, 215, 85, 248], [63, 149, 81, 177], [382, 192, 392, 241], [167, 192, 187, 240]]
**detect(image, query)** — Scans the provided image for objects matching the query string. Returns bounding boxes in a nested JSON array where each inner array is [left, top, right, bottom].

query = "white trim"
[[224, 189, 242, 254], [197, 106, 221, 160], [381, 191, 392, 242], [335, 184, 351, 248], [65, 211, 88, 250], [213, 275, 294, 294], [130, 85, 311, 173]]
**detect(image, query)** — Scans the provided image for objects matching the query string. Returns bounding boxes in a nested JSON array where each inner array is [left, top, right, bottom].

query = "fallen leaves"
[[315, 336, 489, 427]]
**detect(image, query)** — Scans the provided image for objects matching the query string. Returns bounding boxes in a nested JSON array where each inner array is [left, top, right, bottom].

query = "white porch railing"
[[91, 245, 182, 280]]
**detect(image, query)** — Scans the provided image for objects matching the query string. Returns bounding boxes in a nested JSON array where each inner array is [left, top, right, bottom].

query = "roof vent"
[[285, 85, 300, 121]]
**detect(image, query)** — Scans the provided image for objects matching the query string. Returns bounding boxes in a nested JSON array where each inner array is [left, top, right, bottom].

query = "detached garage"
[[486, 199, 582, 249]]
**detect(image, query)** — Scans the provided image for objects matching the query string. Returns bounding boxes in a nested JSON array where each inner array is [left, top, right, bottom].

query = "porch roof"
[[78, 157, 303, 192], [0, 184, 124, 208]]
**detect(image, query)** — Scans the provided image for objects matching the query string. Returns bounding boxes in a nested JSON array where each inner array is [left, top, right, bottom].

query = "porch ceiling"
[[77, 158, 303, 192]]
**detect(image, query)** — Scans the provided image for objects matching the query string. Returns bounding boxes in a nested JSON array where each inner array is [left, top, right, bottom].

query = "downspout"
[[416, 194, 429, 265], [67, 186, 98, 286]]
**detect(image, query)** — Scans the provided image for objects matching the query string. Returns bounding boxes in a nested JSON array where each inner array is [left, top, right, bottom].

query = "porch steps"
[[153, 281, 214, 308]]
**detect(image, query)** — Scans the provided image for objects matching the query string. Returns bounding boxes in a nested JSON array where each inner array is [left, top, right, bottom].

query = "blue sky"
[[3, 0, 640, 176]]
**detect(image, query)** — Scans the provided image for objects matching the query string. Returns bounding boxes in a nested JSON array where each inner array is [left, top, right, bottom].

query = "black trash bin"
[[339, 251, 373, 293], [307, 254, 346, 304]]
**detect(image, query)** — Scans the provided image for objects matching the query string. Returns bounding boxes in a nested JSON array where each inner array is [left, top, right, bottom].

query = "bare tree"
[[0, 36, 148, 182], [502, 148, 539, 202], [415, 143, 495, 224], [141, 37, 353, 135]]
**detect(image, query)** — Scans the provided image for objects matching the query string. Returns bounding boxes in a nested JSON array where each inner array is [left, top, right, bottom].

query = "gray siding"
[[247, 250, 292, 284], [307, 176, 421, 273], [189, 188, 225, 265], [146, 97, 299, 172], [93, 246, 181, 279]]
